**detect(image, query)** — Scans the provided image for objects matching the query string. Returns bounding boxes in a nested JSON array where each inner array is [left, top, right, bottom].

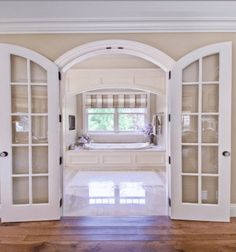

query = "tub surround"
[[65, 145, 165, 171], [84, 142, 152, 150]]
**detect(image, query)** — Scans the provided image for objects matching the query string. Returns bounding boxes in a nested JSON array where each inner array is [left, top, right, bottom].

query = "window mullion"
[[114, 108, 119, 132]]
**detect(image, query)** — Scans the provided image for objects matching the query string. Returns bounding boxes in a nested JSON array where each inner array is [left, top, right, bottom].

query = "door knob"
[[0, 151, 8, 157], [222, 151, 230, 157]]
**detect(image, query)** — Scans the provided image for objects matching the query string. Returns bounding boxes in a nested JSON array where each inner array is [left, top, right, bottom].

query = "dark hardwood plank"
[[0, 217, 236, 251]]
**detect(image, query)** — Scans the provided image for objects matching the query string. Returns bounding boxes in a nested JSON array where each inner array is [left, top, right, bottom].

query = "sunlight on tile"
[[89, 181, 115, 205], [119, 182, 146, 205], [63, 171, 167, 216]]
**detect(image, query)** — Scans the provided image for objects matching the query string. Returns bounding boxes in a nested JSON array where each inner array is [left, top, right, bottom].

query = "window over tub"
[[83, 92, 150, 134]]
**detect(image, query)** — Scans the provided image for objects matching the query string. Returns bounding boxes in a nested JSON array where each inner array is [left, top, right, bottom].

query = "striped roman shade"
[[85, 94, 147, 108]]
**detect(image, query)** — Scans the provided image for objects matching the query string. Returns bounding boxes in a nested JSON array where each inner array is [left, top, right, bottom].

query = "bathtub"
[[83, 142, 151, 150]]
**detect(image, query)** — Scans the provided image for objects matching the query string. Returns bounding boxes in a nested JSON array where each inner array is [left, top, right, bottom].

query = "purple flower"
[[142, 124, 153, 136]]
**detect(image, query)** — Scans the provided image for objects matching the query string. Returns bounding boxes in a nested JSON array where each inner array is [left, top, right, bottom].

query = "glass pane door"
[[0, 44, 60, 222], [171, 42, 232, 222], [11, 55, 49, 206], [181, 54, 219, 205]]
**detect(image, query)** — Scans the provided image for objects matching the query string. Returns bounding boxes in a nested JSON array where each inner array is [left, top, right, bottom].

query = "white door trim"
[[55, 40, 175, 72]]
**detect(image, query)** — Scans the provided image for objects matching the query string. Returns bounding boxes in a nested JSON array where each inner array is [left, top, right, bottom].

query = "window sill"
[[88, 132, 145, 136]]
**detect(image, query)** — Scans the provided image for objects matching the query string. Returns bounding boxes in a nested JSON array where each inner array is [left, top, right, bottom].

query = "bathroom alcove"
[[62, 53, 169, 217]]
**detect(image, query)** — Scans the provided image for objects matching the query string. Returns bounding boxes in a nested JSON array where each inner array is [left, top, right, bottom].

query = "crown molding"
[[0, 1, 236, 33]]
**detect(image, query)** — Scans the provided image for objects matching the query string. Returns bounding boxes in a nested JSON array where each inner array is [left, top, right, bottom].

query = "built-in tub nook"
[[63, 54, 168, 216]]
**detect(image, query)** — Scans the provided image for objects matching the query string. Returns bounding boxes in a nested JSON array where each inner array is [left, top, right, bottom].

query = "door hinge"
[[168, 197, 171, 207], [59, 114, 62, 123], [60, 198, 63, 207], [168, 114, 171, 122], [169, 71, 171, 80], [168, 156, 171, 164], [59, 156, 63, 165], [58, 71, 61, 81]]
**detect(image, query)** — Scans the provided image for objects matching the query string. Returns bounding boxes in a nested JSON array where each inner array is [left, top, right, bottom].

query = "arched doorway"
[[56, 40, 175, 217]]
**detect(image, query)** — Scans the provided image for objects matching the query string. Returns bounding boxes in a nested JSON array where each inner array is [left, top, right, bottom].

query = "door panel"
[[171, 42, 232, 221], [0, 44, 60, 222]]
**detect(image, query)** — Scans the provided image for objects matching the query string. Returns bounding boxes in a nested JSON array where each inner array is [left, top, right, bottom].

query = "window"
[[87, 108, 115, 132], [87, 107, 147, 133], [84, 92, 149, 133], [118, 108, 146, 131]]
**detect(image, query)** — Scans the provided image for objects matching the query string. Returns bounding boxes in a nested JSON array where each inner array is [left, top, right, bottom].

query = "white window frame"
[[83, 92, 150, 135]]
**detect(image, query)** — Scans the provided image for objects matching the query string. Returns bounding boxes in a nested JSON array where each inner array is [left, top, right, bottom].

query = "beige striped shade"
[[85, 94, 147, 108]]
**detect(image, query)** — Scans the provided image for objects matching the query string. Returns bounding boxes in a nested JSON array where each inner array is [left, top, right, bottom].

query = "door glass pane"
[[32, 116, 48, 143], [182, 60, 199, 82], [31, 86, 48, 113], [202, 54, 219, 82], [13, 177, 29, 204], [182, 176, 198, 203], [32, 147, 48, 174], [202, 115, 218, 143], [182, 146, 198, 173], [12, 147, 29, 174], [202, 176, 218, 204], [31, 61, 47, 83], [12, 116, 29, 144], [202, 146, 218, 174], [11, 55, 28, 83], [182, 115, 198, 143], [11, 85, 28, 113], [182, 85, 198, 113], [32, 176, 48, 203], [202, 84, 219, 113]]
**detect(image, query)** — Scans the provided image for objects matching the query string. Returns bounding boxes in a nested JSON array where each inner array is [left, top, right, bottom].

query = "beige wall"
[[0, 33, 235, 202]]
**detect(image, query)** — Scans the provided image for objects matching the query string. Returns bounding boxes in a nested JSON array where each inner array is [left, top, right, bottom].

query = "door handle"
[[222, 151, 230, 157], [0, 151, 8, 157]]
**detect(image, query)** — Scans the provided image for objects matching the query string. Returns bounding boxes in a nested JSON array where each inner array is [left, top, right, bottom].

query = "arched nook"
[[56, 40, 175, 217]]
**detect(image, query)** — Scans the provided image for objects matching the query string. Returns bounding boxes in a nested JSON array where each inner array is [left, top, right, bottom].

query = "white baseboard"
[[230, 204, 236, 217]]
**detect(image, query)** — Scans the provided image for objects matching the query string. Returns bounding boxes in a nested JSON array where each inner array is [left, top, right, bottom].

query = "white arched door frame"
[[55, 40, 175, 72], [55, 39, 175, 217]]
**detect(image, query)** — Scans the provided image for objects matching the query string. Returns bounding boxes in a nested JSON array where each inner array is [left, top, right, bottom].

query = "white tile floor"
[[63, 170, 168, 217]]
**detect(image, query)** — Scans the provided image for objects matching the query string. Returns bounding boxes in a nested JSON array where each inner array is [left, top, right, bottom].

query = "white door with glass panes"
[[0, 44, 60, 222], [171, 42, 232, 221]]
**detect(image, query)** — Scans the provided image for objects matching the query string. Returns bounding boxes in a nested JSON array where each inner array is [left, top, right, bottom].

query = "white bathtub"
[[83, 142, 151, 150]]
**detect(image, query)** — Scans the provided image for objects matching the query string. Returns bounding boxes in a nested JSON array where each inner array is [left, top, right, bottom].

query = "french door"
[[0, 42, 232, 222], [0, 44, 60, 222], [171, 42, 232, 221]]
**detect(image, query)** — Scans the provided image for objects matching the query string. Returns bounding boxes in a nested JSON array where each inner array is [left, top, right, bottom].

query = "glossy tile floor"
[[63, 170, 168, 216]]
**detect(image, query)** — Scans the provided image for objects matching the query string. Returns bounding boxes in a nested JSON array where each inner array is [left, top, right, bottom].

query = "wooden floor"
[[0, 216, 236, 252]]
